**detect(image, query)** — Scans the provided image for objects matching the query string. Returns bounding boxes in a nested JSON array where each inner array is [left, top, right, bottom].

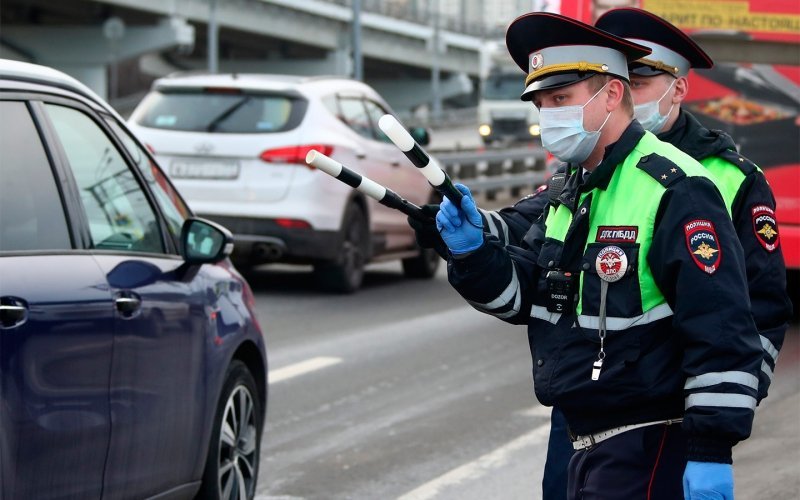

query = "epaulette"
[[547, 172, 567, 207], [716, 149, 758, 176], [636, 154, 686, 188]]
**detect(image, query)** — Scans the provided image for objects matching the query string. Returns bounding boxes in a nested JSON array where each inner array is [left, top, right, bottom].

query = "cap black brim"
[[520, 73, 596, 100], [629, 63, 678, 77]]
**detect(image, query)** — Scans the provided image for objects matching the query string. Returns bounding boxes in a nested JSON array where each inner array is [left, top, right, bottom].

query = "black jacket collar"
[[658, 109, 736, 161]]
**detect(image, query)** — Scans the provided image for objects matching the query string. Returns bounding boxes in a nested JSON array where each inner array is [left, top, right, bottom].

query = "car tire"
[[197, 360, 262, 500], [314, 204, 368, 293], [401, 247, 440, 279]]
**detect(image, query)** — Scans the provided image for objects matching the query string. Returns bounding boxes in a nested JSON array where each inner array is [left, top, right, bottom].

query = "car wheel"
[[198, 360, 262, 500], [402, 247, 440, 279], [314, 204, 368, 293]]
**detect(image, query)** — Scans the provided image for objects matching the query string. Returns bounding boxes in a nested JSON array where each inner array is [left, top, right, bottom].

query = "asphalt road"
[[247, 263, 800, 499]]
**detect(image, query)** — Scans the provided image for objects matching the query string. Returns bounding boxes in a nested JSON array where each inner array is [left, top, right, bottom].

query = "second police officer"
[[433, 12, 763, 500]]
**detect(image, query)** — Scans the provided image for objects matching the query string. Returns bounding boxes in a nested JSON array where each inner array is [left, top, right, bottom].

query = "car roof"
[[153, 73, 379, 97], [0, 58, 123, 119]]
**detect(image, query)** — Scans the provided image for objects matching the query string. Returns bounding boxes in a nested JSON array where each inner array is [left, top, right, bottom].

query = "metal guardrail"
[[433, 146, 548, 201]]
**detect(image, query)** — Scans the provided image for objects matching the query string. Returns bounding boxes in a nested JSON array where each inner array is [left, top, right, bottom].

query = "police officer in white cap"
[[434, 12, 762, 500]]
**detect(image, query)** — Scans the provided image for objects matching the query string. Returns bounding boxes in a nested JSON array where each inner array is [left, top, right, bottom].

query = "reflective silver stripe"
[[468, 263, 520, 312], [576, 302, 673, 331], [761, 360, 774, 382], [530, 304, 562, 324], [760, 335, 779, 363], [685, 371, 759, 391], [480, 209, 510, 245], [481, 209, 499, 239], [493, 290, 522, 319], [685, 393, 757, 411]]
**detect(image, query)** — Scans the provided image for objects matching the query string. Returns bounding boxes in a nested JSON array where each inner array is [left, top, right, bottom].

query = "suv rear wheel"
[[314, 204, 368, 293]]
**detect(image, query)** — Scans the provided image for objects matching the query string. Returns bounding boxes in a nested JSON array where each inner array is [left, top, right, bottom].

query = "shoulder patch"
[[751, 204, 780, 252], [716, 149, 758, 175], [637, 154, 686, 188], [684, 219, 722, 275]]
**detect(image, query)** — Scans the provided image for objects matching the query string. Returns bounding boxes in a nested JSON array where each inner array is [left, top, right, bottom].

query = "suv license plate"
[[170, 160, 240, 179]]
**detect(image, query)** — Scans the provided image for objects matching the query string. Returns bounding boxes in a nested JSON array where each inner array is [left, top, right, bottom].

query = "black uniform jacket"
[[662, 110, 792, 401], [500, 112, 792, 402], [447, 121, 763, 463]]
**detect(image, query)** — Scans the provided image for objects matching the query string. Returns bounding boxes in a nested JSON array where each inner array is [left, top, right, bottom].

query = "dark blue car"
[[0, 59, 267, 499]]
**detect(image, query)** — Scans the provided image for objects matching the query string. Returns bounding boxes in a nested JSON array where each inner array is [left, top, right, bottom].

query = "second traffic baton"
[[377, 114, 464, 208], [305, 150, 432, 224]]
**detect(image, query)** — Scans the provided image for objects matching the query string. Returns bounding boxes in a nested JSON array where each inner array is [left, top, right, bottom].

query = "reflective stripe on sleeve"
[[468, 262, 520, 315], [760, 335, 779, 364], [480, 209, 510, 245], [685, 371, 759, 391], [685, 393, 757, 411], [761, 360, 774, 382]]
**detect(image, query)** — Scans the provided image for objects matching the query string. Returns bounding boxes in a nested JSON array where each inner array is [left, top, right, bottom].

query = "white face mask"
[[539, 83, 612, 164], [633, 79, 676, 134]]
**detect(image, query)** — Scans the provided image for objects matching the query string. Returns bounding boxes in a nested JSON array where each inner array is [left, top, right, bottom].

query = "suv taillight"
[[259, 144, 334, 165]]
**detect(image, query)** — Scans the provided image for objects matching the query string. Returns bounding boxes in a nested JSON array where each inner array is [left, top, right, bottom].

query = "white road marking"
[[269, 356, 342, 384], [398, 422, 552, 500]]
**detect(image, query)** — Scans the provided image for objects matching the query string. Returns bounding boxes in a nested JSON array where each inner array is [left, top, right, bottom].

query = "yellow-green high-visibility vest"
[[543, 131, 717, 322]]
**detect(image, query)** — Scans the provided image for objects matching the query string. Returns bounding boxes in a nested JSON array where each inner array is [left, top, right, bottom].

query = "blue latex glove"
[[683, 461, 734, 500], [435, 183, 484, 254]]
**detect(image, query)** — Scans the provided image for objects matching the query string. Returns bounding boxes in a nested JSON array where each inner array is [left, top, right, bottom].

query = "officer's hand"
[[407, 203, 448, 259], [435, 183, 483, 254], [683, 461, 733, 500]]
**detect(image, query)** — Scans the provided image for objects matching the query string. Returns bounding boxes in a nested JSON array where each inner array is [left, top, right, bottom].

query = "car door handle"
[[115, 293, 142, 318], [0, 298, 28, 329], [355, 152, 367, 160], [391, 160, 401, 167]]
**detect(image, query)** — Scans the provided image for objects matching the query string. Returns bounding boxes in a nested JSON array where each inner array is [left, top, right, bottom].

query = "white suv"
[[129, 74, 440, 292]]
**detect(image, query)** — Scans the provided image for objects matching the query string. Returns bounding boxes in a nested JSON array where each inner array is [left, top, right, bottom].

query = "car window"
[[0, 101, 71, 251], [337, 97, 373, 139], [132, 90, 305, 133], [44, 104, 165, 253], [363, 100, 393, 143], [104, 117, 190, 241]]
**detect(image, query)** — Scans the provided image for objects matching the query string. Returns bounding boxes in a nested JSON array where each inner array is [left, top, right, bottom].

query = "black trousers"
[[567, 423, 687, 500]]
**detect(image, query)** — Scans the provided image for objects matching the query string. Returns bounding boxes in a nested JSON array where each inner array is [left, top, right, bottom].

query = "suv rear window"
[[132, 89, 307, 133]]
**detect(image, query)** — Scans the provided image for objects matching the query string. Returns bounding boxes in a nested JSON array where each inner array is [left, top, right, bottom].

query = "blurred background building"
[[1, 0, 797, 129]]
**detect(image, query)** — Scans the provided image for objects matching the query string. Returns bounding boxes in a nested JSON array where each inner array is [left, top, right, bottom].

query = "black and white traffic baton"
[[378, 114, 465, 208], [305, 150, 432, 224]]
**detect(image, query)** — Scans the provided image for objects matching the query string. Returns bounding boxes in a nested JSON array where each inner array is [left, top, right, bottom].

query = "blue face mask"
[[539, 83, 612, 164], [633, 79, 676, 134]]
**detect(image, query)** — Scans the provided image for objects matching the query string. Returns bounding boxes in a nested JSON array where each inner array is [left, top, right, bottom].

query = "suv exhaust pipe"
[[253, 243, 284, 261]]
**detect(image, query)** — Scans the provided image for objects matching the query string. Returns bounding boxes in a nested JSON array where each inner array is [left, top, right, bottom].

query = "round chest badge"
[[595, 245, 628, 283]]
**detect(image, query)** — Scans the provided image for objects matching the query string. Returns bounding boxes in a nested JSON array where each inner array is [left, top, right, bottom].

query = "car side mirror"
[[181, 218, 234, 265], [408, 127, 430, 146]]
